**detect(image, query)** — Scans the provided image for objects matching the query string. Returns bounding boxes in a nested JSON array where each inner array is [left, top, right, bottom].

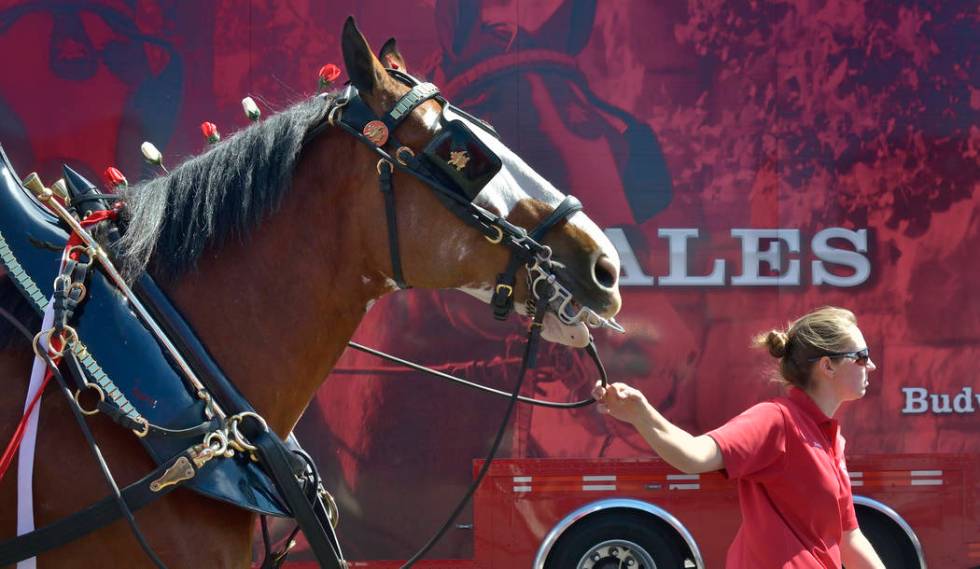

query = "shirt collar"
[[787, 387, 835, 426]]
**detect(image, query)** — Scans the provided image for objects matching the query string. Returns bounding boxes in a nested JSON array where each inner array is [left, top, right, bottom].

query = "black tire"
[[854, 509, 921, 569], [545, 512, 689, 569]]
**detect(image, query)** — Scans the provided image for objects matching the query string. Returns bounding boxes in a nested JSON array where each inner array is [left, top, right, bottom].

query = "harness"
[[0, 69, 619, 569]]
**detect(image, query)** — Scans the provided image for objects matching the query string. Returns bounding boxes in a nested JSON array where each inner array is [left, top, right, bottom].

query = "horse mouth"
[[541, 312, 590, 348]]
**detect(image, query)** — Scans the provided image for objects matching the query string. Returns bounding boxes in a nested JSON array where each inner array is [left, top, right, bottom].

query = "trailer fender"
[[853, 495, 927, 569], [532, 498, 704, 569]]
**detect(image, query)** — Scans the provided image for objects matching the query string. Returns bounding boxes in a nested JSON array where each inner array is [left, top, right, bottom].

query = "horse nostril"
[[593, 254, 619, 289]]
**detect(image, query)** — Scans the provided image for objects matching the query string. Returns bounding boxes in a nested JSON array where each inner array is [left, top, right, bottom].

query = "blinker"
[[420, 119, 501, 201]]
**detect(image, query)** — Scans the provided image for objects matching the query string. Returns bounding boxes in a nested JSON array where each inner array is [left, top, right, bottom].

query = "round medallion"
[[362, 120, 389, 146]]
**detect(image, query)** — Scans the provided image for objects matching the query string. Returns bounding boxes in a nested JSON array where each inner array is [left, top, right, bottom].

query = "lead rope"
[[347, 337, 607, 408], [399, 287, 552, 568]]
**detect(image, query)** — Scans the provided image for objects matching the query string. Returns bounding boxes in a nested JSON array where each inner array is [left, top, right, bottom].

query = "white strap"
[[16, 300, 54, 569]]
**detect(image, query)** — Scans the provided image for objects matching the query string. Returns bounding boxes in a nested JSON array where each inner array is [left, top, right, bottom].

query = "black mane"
[[114, 94, 334, 280]]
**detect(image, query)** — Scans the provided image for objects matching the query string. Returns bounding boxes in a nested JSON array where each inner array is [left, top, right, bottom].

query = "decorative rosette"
[[318, 63, 341, 91], [201, 121, 221, 144]]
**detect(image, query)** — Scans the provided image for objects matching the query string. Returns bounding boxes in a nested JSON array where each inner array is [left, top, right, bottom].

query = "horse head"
[[332, 18, 622, 347]]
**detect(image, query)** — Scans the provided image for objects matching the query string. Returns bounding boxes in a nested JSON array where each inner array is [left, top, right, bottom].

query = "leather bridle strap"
[[247, 429, 343, 569], [382, 82, 440, 133], [491, 195, 582, 320], [378, 160, 409, 289]]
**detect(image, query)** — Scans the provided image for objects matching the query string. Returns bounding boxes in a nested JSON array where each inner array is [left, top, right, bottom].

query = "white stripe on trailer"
[[848, 472, 863, 478], [910, 470, 942, 477], [582, 484, 616, 491], [513, 476, 532, 483], [667, 474, 700, 481], [910, 479, 942, 486], [850, 480, 864, 487], [582, 475, 616, 482], [513, 485, 532, 492], [668, 483, 701, 490]]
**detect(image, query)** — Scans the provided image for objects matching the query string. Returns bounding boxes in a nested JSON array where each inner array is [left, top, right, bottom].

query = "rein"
[[347, 339, 607, 409]]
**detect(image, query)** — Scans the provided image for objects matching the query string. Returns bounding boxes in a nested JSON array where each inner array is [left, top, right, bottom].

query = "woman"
[[593, 306, 886, 568]]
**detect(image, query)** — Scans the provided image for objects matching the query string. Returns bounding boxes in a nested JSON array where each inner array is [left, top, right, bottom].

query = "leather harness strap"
[[0, 450, 218, 567], [378, 160, 408, 289], [249, 429, 344, 568]]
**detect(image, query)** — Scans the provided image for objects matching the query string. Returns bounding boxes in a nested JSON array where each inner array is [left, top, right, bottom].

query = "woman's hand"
[[592, 381, 652, 426], [592, 381, 724, 474]]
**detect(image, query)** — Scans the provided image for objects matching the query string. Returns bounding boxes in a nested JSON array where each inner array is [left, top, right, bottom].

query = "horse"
[[303, 4, 684, 559], [0, 17, 621, 568]]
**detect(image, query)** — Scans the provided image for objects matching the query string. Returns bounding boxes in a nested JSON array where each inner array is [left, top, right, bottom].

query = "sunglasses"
[[808, 347, 871, 366]]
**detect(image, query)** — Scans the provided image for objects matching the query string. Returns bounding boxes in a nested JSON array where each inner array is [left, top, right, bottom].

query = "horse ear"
[[378, 38, 407, 72], [342, 16, 385, 93]]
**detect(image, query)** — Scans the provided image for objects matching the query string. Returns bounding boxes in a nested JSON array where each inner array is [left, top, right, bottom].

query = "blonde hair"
[[754, 306, 858, 389]]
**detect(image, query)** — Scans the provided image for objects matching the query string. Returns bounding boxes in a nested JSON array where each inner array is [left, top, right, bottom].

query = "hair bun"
[[764, 330, 790, 358]]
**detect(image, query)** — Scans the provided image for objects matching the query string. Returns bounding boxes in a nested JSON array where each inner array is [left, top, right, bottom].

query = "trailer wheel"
[[546, 512, 688, 569], [855, 509, 921, 569]]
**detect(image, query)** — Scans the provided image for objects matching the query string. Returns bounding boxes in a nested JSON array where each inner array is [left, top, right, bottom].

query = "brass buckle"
[[62, 244, 96, 269], [319, 486, 341, 528], [395, 146, 415, 166], [495, 283, 514, 298], [484, 225, 504, 244], [132, 416, 151, 438], [73, 383, 105, 416], [228, 412, 269, 453], [33, 326, 78, 359], [376, 158, 393, 176]]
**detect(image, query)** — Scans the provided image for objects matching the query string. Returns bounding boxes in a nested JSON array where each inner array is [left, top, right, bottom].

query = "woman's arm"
[[840, 528, 886, 569], [593, 382, 724, 474]]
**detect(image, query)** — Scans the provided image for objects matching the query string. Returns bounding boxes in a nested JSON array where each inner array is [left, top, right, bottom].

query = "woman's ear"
[[820, 356, 836, 376]]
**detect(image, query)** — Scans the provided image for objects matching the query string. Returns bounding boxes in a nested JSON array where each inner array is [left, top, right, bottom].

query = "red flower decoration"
[[200, 121, 220, 144], [318, 63, 342, 90], [103, 166, 127, 189]]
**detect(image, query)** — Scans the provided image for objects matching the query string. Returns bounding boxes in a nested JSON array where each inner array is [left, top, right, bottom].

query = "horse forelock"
[[113, 94, 336, 281]]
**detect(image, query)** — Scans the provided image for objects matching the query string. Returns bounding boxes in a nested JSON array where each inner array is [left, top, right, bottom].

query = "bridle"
[[310, 68, 624, 334], [310, 69, 621, 566]]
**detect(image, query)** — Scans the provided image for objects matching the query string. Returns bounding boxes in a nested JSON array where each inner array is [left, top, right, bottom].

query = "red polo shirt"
[[707, 388, 859, 568]]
